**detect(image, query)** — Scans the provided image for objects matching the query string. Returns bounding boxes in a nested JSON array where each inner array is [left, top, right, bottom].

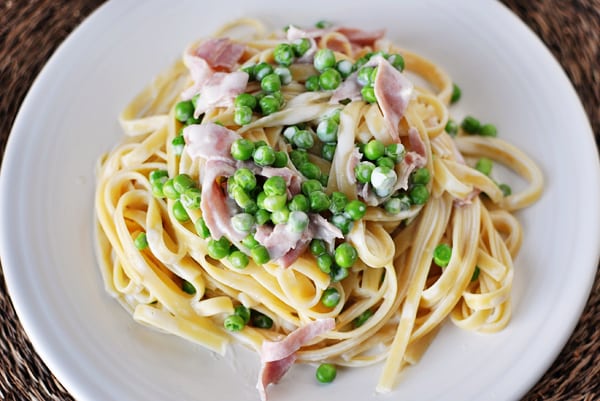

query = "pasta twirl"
[[94, 19, 543, 400]]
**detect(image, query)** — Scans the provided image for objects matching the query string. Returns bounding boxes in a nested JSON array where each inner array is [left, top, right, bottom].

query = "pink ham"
[[309, 214, 343, 244], [335, 27, 385, 47], [372, 55, 414, 142], [395, 127, 427, 191], [254, 224, 305, 263], [257, 318, 336, 401], [193, 38, 246, 70], [183, 122, 240, 161], [330, 71, 362, 104], [200, 159, 245, 242], [192, 71, 249, 116]]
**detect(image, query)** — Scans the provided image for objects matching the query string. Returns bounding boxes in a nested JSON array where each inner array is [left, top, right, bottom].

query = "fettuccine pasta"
[[94, 18, 543, 399]]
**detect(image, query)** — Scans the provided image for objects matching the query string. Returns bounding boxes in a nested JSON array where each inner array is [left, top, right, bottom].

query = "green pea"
[[299, 162, 321, 180], [328, 191, 348, 214], [331, 213, 352, 235], [271, 207, 290, 225], [319, 68, 342, 90], [172, 200, 190, 222], [171, 135, 185, 155], [309, 191, 331, 212], [175, 100, 194, 122], [387, 53, 405, 71], [336, 59, 354, 78], [315, 20, 332, 29], [250, 245, 270, 264], [385, 143, 405, 162], [149, 169, 168, 185], [305, 75, 320, 91], [250, 309, 273, 328], [235, 93, 257, 109], [321, 287, 341, 308], [292, 38, 311, 57], [353, 55, 369, 71], [254, 62, 273, 81], [321, 143, 337, 161], [255, 209, 271, 225], [180, 187, 202, 209], [384, 195, 411, 214], [134, 232, 148, 250], [273, 43, 295, 66], [162, 179, 178, 200], [321, 172, 329, 187], [230, 138, 255, 161], [234, 305, 251, 324], [433, 243, 452, 267], [499, 183, 512, 197], [261, 73, 282, 93], [228, 250, 250, 269], [194, 217, 211, 239], [262, 176, 286, 196], [259, 95, 280, 115], [232, 186, 255, 210], [273, 151, 289, 168], [409, 184, 429, 205], [376, 156, 395, 169], [253, 145, 276, 166], [480, 123, 497, 137], [445, 119, 459, 136], [411, 167, 431, 185], [451, 83, 461, 103], [173, 174, 195, 194], [234, 168, 257, 191], [329, 262, 349, 282], [151, 182, 165, 198], [344, 199, 366, 221], [471, 266, 481, 282], [357, 66, 375, 86], [353, 309, 373, 328], [461, 116, 481, 134], [335, 242, 358, 268], [287, 211, 309, 232], [361, 86, 377, 103], [231, 213, 255, 233], [224, 314, 245, 332], [207, 237, 231, 259], [263, 194, 287, 212], [274, 66, 292, 85], [181, 280, 196, 295], [241, 64, 256, 80], [241, 234, 259, 250], [309, 239, 326, 256], [317, 253, 333, 274], [292, 129, 315, 149], [301, 179, 323, 196], [314, 48, 336, 72], [290, 149, 308, 167], [354, 161, 375, 184], [475, 157, 493, 176], [363, 140, 385, 161], [288, 194, 309, 212], [316, 119, 338, 143], [283, 125, 299, 142], [234, 105, 253, 126]]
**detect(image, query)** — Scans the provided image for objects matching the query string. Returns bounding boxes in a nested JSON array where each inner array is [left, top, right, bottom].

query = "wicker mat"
[[0, 1, 598, 400]]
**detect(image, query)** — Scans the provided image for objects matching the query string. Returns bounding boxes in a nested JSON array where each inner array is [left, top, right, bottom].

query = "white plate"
[[1, 1, 599, 400]]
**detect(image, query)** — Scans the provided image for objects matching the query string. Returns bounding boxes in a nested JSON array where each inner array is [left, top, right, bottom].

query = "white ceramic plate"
[[1, 1, 599, 400]]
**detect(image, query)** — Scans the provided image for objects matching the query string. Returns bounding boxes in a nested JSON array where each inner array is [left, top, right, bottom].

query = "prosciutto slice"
[[199, 159, 244, 242], [193, 38, 246, 70], [371, 55, 414, 142], [183, 122, 241, 161], [257, 318, 336, 401]]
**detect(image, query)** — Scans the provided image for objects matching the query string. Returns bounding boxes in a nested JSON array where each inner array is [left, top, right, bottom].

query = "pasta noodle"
[[94, 18, 543, 399]]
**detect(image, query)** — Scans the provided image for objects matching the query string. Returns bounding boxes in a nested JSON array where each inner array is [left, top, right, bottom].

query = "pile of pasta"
[[95, 18, 543, 398]]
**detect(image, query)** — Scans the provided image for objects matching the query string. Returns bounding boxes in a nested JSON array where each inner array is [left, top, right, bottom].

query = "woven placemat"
[[0, 1, 598, 400]]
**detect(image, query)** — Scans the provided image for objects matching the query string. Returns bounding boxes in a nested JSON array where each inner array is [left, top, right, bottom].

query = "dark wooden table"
[[1, 1, 598, 400]]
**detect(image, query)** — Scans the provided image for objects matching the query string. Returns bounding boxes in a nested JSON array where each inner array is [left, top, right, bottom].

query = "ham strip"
[[336, 27, 385, 47], [371, 55, 414, 142], [193, 38, 246, 70], [330, 71, 362, 104], [183, 122, 241, 161], [200, 159, 244, 242], [192, 71, 248, 116], [257, 318, 336, 401]]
